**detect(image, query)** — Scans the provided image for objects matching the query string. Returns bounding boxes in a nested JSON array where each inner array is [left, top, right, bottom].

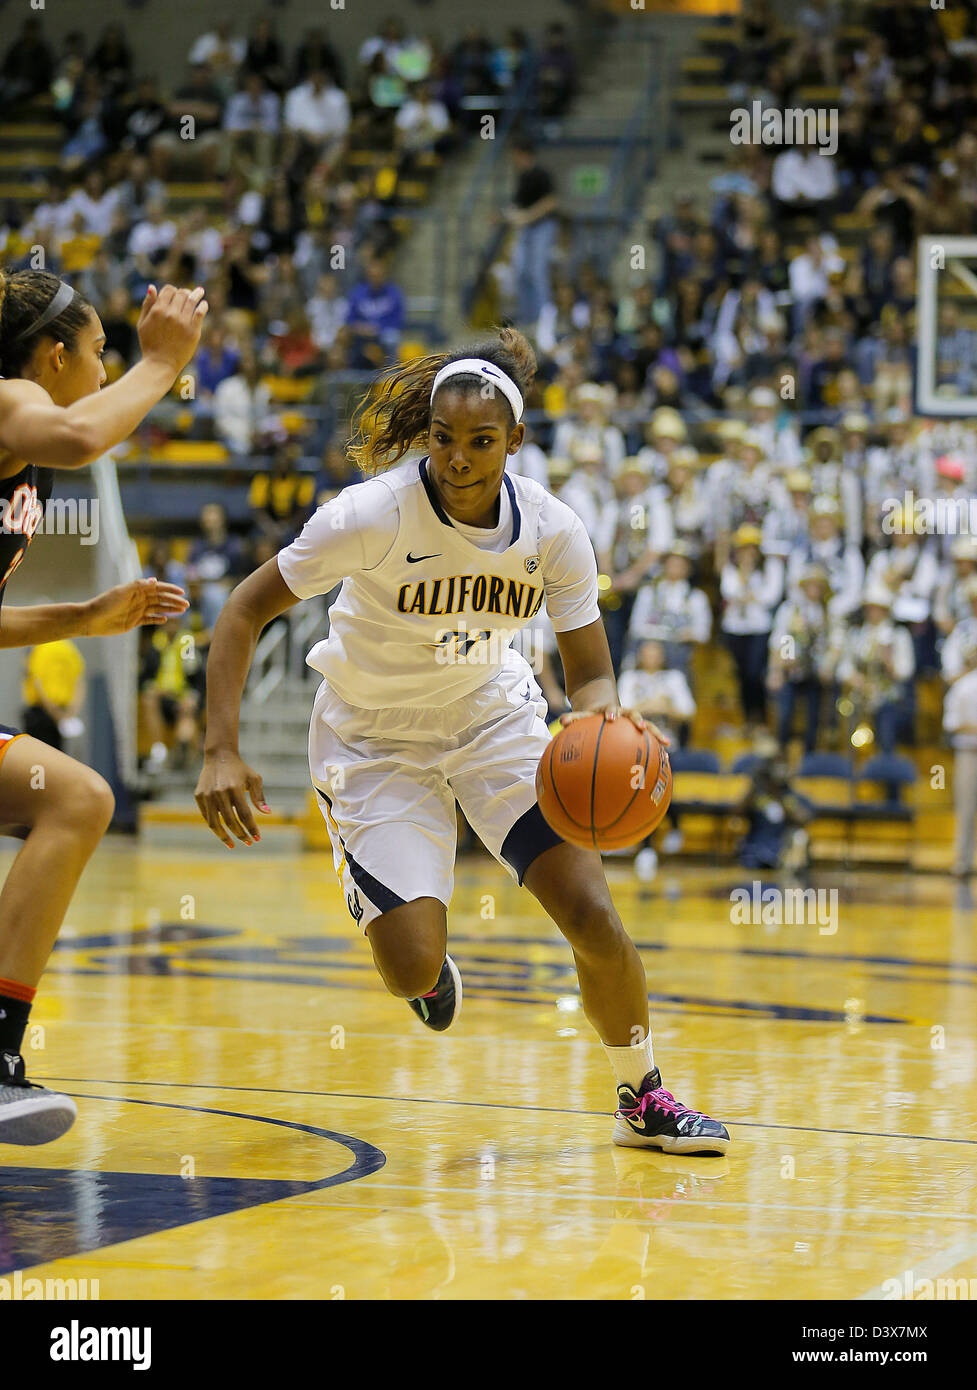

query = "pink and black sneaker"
[[614, 1068, 730, 1155], [407, 955, 463, 1032]]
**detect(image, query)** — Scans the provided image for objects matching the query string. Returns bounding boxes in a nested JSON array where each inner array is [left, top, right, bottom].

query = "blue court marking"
[[51, 925, 977, 976], [0, 1095, 386, 1276], [32, 1077, 977, 1148], [42, 963, 913, 1023]]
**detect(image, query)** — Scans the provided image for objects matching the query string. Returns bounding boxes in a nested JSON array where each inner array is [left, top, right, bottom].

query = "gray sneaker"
[[0, 1052, 77, 1145]]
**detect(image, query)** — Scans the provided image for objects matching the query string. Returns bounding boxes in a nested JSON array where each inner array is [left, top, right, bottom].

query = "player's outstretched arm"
[[0, 285, 208, 469], [0, 578, 188, 648], [195, 558, 300, 848]]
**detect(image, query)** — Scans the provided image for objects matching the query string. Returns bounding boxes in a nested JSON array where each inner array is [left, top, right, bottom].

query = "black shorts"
[[0, 722, 24, 770]]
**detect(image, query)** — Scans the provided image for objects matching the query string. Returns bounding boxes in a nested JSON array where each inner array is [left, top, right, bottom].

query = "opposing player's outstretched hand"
[[83, 577, 189, 635], [137, 283, 209, 377], [560, 706, 670, 742], [195, 751, 271, 849]]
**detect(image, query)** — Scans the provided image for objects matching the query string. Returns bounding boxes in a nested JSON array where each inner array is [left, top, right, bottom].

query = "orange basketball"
[[535, 715, 672, 851]]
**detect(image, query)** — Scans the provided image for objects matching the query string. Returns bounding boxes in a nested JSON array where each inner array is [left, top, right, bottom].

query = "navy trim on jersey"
[[500, 802, 565, 885], [315, 787, 407, 915], [418, 457, 522, 548], [502, 472, 521, 545], [418, 457, 452, 526]]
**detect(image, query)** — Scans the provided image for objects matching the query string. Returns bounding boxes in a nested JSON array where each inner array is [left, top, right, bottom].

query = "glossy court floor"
[[1, 836, 975, 1301]]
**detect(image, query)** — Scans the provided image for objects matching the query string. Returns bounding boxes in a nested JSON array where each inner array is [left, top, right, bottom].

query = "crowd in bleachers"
[[0, 12, 577, 409], [490, 0, 977, 770], [5, 2, 977, 808]]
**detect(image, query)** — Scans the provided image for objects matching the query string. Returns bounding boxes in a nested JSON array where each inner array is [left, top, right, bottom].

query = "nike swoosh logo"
[[406, 552, 440, 563]]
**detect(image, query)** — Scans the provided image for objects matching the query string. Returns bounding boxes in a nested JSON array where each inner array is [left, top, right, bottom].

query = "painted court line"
[[35, 1075, 977, 1146]]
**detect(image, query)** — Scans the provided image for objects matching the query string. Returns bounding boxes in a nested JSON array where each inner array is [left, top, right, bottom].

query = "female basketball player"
[[0, 268, 207, 1144], [195, 328, 729, 1154]]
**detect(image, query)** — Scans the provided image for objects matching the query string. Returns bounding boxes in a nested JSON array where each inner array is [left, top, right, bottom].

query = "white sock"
[[603, 1032, 656, 1090]]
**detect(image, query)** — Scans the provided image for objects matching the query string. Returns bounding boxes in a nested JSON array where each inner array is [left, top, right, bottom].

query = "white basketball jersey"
[[305, 458, 563, 708]]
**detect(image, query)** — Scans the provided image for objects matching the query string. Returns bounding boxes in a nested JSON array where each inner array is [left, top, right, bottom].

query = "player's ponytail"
[[348, 326, 537, 476], [0, 267, 91, 378]]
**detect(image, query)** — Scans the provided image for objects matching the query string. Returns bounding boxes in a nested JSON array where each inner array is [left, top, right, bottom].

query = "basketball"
[[535, 715, 672, 851]]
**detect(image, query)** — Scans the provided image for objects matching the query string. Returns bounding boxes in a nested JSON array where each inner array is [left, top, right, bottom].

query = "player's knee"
[[377, 947, 444, 1000], [53, 770, 115, 840], [556, 892, 623, 955]]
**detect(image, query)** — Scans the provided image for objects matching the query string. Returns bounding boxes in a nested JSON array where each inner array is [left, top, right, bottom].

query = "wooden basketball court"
[[2, 836, 975, 1300]]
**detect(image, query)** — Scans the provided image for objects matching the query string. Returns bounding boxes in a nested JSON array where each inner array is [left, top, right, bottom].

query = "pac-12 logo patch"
[[525, 555, 540, 574]]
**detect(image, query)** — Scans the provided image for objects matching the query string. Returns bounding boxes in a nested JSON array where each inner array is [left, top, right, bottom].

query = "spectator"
[[943, 635, 977, 878], [307, 273, 350, 353], [645, 446, 710, 565], [627, 542, 712, 678], [213, 346, 273, 456], [770, 140, 840, 226], [804, 425, 862, 546], [535, 22, 577, 118], [837, 586, 915, 753], [156, 62, 225, 178], [99, 286, 138, 370], [786, 495, 864, 618], [295, 26, 345, 89], [505, 137, 558, 327], [935, 537, 977, 641], [767, 563, 843, 751], [224, 72, 281, 175], [283, 68, 350, 172], [186, 503, 248, 630], [344, 254, 405, 368], [249, 444, 317, 546], [127, 196, 177, 278], [394, 80, 451, 171], [941, 577, 977, 683], [139, 610, 208, 773], [89, 24, 133, 97], [0, 17, 54, 111], [193, 319, 241, 400], [21, 639, 86, 753], [619, 639, 696, 751], [188, 19, 246, 98], [720, 525, 784, 733], [244, 15, 287, 94], [118, 78, 170, 169], [736, 737, 814, 871], [551, 383, 625, 479], [61, 73, 111, 171]]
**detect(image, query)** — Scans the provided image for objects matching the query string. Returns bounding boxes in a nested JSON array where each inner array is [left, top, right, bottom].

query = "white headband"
[[430, 357, 524, 422]]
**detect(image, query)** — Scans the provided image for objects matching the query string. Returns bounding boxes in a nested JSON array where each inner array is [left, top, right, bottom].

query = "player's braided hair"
[[0, 268, 92, 377], [347, 325, 537, 475]]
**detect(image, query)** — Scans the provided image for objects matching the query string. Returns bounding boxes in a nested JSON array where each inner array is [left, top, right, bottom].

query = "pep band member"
[[0, 269, 207, 1143], [195, 327, 729, 1155]]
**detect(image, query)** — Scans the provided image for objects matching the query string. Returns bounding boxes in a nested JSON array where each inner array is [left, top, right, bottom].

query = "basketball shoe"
[[407, 955, 462, 1032], [0, 1051, 77, 1144], [614, 1068, 730, 1155]]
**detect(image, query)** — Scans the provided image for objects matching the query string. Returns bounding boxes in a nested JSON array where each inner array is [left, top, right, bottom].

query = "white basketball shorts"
[[308, 648, 564, 930]]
